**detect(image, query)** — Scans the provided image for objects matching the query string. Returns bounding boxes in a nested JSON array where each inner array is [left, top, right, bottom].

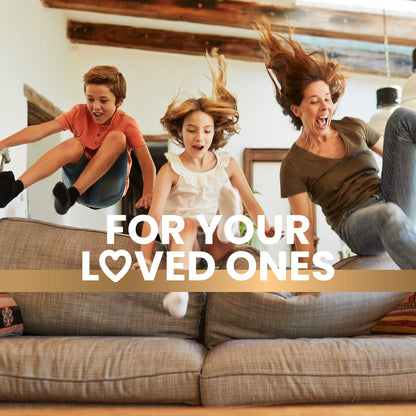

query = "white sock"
[[163, 292, 189, 318], [217, 186, 242, 243]]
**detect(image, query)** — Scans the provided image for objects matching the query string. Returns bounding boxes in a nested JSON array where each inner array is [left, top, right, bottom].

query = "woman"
[[256, 19, 416, 269]]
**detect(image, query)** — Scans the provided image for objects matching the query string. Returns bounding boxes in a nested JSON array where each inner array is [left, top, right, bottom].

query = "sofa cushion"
[[11, 292, 204, 339], [201, 335, 416, 406], [372, 292, 416, 335], [0, 336, 205, 404], [204, 292, 409, 347], [0, 293, 23, 337]]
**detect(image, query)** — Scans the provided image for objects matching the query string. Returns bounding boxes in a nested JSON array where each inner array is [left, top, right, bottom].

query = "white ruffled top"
[[163, 151, 232, 223]]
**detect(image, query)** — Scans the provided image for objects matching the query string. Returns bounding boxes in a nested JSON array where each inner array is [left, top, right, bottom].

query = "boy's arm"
[[133, 145, 156, 210], [0, 120, 63, 151], [138, 163, 174, 265], [226, 157, 275, 237]]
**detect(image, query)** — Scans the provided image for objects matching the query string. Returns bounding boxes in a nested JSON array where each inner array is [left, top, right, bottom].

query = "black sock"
[[53, 182, 80, 215], [0, 172, 24, 208]]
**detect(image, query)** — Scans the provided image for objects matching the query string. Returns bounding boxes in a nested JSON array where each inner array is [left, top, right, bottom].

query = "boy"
[[0, 65, 155, 214]]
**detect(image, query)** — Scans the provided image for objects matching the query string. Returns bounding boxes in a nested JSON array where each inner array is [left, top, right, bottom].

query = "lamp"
[[368, 4, 402, 135], [401, 48, 416, 109], [369, 86, 401, 135]]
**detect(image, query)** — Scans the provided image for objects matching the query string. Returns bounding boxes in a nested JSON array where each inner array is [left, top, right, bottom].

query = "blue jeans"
[[337, 107, 416, 269], [62, 150, 128, 209]]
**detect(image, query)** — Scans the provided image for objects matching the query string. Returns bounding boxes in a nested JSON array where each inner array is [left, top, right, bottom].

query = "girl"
[[133, 50, 275, 318], [256, 19, 416, 270]]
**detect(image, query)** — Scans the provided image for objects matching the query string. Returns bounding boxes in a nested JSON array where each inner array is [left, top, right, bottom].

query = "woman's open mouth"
[[316, 117, 329, 129]]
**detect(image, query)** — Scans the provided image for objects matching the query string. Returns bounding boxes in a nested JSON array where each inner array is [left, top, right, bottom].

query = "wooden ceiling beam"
[[68, 20, 263, 61], [43, 0, 416, 47], [42, 0, 294, 28], [67, 20, 412, 77]]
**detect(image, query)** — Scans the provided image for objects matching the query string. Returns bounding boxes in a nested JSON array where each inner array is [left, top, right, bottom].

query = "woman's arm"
[[288, 192, 315, 268], [133, 145, 156, 209], [371, 136, 384, 156], [0, 120, 63, 151]]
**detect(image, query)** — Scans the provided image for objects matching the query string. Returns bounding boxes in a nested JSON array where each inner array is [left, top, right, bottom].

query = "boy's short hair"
[[83, 66, 126, 104]]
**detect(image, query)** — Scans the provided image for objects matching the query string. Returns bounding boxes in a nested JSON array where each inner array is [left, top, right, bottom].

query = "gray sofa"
[[0, 216, 415, 406]]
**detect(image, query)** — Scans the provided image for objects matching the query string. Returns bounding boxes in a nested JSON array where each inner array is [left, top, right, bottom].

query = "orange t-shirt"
[[56, 104, 146, 195]]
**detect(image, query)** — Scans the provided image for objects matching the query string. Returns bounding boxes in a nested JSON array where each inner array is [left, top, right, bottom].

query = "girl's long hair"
[[160, 49, 239, 149]]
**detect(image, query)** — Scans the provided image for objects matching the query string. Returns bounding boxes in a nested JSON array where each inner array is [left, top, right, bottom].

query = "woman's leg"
[[338, 198, 416, 269], [340, 107, 416, 269], [381, 107, 416, 220]]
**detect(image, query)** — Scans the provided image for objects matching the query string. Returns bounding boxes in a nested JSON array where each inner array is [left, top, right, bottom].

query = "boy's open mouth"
[[193, 145, 204, 151]]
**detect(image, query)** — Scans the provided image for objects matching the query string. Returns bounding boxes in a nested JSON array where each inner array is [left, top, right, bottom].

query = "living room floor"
[[1, 404, 416, 415]]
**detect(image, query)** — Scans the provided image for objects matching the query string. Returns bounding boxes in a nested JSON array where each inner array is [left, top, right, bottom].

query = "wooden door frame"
[[243, 147, 318, 251]]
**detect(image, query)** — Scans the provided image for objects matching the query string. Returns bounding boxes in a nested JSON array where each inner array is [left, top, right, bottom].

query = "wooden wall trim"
[[23, 84, 63, 119], [143, 134, 170, 142]]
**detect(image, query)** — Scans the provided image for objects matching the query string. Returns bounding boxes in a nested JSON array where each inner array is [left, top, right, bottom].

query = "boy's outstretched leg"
[[0, 171, 24, 208], [71, 131, 127, 197], [53, 182, 80, 215]]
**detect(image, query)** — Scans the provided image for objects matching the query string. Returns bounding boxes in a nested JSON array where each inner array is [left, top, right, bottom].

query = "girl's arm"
[[226, 157, 274, 235], [288, 192, 315, 268], [133, 145, 156, 210], [371, 136, 384, 156], [0, 120, 63, 151], [140, 163, 175, 264]]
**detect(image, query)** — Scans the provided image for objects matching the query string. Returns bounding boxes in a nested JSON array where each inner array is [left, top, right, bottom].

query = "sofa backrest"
[[0, 217, 154, 270], [0, 217, 204, 339], [203, 291, 409, 348]]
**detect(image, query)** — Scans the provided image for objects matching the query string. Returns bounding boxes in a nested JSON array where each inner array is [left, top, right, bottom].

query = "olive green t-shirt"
[[280, 117, 381, 230]]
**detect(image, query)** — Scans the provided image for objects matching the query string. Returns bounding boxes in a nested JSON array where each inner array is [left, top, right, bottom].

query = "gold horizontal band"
[[0, 269, 416, 292]]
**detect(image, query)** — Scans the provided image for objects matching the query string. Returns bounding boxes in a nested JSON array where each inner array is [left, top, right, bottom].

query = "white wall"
[[0, 0, 70, 219], [0, 1, 120, 231], [1, 1, 407, 261]]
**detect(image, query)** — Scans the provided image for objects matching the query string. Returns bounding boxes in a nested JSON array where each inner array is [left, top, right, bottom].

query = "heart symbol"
[[99, 249, 132, 283]]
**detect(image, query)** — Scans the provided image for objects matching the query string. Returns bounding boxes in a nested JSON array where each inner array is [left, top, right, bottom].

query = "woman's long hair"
[[255, 18, 348, 130], [160, 49, 239, 150]]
